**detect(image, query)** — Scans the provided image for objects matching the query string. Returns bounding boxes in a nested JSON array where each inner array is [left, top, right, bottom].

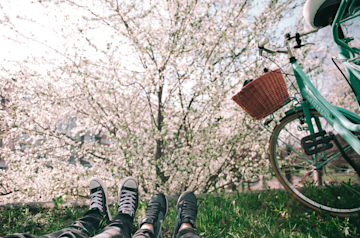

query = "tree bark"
[[155, 83, 169, 186]]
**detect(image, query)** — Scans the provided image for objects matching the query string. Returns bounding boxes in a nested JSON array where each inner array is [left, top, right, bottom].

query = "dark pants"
[[3, 210, 200, 238], [3, 209, 104, 238]]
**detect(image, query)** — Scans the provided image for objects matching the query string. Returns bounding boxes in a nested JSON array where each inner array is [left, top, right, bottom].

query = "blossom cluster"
[[1, 0, 352, 203]]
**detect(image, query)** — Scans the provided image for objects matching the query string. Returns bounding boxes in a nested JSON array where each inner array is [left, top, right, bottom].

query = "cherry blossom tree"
[[0, 0, 312, 203]]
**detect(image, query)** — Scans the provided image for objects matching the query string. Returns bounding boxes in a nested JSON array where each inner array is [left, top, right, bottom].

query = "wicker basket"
[[232, 69, 289, 120]]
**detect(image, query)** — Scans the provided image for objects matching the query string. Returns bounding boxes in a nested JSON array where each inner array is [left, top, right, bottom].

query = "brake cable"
[[331, 56, 356, 95]]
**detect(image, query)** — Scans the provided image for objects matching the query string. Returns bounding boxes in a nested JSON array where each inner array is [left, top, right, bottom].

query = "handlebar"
[[258, 29, 318, 57], [258, 37, 288, 56], [286, 29, 318, 40]]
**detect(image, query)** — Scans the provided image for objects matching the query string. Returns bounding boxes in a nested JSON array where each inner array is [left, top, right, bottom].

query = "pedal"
[[301, 131, 333, 156]]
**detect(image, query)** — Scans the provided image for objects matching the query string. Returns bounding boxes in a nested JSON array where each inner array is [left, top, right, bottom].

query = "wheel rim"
[[269, 111, 360, 214]]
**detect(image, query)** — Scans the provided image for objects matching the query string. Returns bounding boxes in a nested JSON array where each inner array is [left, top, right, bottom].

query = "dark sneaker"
[[139, 193, 168, 238], [117, 177, 139, 219], [171, 191, 198, 238], [89, 178, 112, 221]]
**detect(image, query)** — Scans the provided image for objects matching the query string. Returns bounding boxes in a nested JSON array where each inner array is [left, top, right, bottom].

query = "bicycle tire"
[[269, 110, 360, 217]]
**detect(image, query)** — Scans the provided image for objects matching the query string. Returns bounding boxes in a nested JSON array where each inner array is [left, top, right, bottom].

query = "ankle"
[[140, 223, 154, 235], [179, 223, 192, 231]]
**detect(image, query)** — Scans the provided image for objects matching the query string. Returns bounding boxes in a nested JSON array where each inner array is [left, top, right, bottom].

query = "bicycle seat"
[[303, 0, 360, 29]]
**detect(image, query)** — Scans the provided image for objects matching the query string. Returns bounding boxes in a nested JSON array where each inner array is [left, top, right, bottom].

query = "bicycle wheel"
[[269, 110, 360, 216]]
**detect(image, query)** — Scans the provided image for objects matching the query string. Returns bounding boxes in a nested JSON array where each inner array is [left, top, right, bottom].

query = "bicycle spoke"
[[340, 182, 360, 197], [269, 111, 360, 214]]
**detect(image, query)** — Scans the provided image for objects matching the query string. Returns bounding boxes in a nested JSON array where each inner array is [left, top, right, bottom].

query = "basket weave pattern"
[[232, 69, 289, 120]]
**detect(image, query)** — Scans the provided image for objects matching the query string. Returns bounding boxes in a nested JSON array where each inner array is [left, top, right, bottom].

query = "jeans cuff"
[[84, 208, 103, 218], [133, 228, 155, 238], [176, 227, 199, 238], [113, 214, 133, 224]]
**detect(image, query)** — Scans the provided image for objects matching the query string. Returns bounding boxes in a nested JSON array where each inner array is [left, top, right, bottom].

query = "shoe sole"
[[164, 195, 168, 218], [90, 177, 112, 221], [156, 194, 168, 238]]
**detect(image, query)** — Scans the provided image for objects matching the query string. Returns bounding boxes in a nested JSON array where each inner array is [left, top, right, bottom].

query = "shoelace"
[[90, 190, 103, 213], [180, 201, 197, 221], [118, 190, 137, 216], [145, 202, 161, 220]]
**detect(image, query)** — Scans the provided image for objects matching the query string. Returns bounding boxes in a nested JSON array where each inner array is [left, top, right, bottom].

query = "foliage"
[[0, 0, 301, 202], [0, 0, 358, 203], [1, 190, 359, 237], [0, 202, 87, 236]]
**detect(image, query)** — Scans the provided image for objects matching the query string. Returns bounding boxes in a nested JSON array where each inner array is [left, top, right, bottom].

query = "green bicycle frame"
[[333, 0, 360, 101], [287, 0, 360, 160]]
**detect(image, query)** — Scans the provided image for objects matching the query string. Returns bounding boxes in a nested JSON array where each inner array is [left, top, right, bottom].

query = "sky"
[[0, 0, 135, 76], [1, 0, 359, 95], [0, 0, 302, 63]]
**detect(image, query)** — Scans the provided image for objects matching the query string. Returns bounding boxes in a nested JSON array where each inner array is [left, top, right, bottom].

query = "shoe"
[[89, 178, 112, 221], [139, 193, 168, 238], [171, 191, 198, 238], [117, 177, 139, 219]]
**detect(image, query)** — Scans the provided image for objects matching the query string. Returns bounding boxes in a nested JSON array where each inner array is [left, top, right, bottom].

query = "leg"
[[93, 177, 139, 238], [3, 234, 38, 238], [3, 178, 111, 238], [3, 210, 103, 238], [39, 209, 104, 238], [134, 193, 168, 238], [172, 192, 200, 238]]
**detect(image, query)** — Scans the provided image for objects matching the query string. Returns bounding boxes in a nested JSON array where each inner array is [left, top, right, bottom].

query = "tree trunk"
[[155, 84, 169, 186]]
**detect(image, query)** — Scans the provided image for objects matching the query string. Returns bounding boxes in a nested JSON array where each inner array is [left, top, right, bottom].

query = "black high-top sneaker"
[[89, 178, 112, 221], [139, 193, 168, 238], [116, 177, 139, 220], [171, 191, 198, 238]]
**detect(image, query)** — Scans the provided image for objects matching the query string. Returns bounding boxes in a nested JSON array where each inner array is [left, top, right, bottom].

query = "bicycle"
[[233, 0, 360, 217]]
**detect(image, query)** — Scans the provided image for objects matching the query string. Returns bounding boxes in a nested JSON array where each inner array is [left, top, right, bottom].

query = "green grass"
[[1, 189, 359, 237]]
